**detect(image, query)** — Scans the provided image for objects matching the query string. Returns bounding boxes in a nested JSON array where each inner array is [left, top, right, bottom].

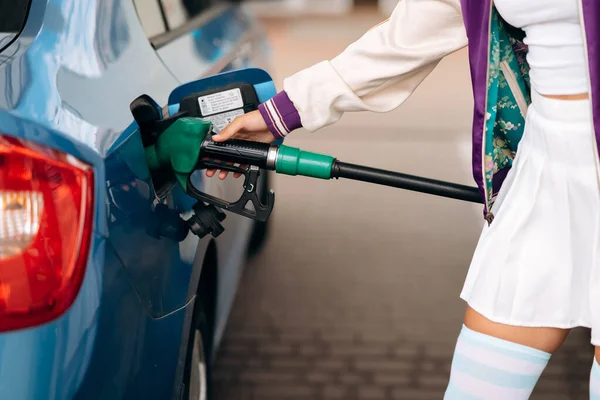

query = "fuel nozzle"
[[141, 109, 338, 224]]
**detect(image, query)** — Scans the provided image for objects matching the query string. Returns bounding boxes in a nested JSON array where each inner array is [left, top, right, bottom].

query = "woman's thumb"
[[212, 117, 242, 142]]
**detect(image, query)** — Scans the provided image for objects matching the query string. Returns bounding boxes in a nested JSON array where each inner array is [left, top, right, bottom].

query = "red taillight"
[[0, 135, 94, 332]]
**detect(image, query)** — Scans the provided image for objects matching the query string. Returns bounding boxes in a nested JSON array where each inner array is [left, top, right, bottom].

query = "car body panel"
[[0, 0, 272, 398], [103, 123, 208, 317], [73, 241, 189, 400]]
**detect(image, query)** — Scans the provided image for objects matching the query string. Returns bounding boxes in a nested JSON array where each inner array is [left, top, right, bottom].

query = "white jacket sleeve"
[[283, 0, 468, 132]]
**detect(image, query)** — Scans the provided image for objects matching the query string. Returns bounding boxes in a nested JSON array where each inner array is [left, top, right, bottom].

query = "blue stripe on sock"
[[460, 325, 551, 364], [452, 353, 542, 389], [591, 358, 600, 399], [444, 382, 482, 400]]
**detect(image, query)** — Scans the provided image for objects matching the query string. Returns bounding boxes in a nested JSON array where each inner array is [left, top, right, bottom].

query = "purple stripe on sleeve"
[[271, 91, 302, 132], [271, 101, 290, 133], [258, 102, 285, 139]]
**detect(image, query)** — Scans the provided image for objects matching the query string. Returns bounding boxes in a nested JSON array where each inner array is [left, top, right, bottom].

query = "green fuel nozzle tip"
[[275, 145, 335, 179], [144, 117, 213, 191]]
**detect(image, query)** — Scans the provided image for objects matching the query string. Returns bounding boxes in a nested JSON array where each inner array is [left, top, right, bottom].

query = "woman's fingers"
[[213, 111, 269, 142], [205, 111, 274, 178], [206, 164, 247, 179], [217, 162, 236, 180], [213, 117, 243, 142], [233, 165, 248, 179]]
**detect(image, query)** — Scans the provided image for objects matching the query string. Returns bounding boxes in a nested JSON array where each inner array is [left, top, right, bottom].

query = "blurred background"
[[212, 1, 593, 398]]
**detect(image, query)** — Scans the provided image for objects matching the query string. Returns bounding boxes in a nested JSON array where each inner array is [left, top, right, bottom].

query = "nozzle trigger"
[[186, 164, 274, 222]]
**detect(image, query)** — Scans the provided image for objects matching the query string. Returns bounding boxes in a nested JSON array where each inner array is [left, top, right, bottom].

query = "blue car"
[[0, 0, 272, 398]]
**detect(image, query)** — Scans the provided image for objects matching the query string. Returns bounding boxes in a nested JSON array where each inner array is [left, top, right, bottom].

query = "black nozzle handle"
[[332, 161, 483, 204], [200, 138, 273, 168]]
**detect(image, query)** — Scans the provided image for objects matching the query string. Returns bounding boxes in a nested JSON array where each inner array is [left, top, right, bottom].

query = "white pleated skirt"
[[460, 90, 600, 345]]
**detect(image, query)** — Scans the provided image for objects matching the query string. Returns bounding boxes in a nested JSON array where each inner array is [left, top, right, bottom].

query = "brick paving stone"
[[373, 373, 411, 386], [213, 356, 243, 369], [390, 388, 442, 399], [219, 343, 254, 357], [339, 373, 366, 385], [359, 331, 399, 344], [421, 361, 437, 373], [533, 396, 583, 400], [213, 384, 254, 400], [317, 330, 358, 343], [418, 373, 452, 389], [358, 386, 387, 399], [226, 330, 274, 340], [270, 358, 311, 369], [423, 343, 456, 359], [306, 371, 333, 383], [355, 359, 413, 373], [253, 384, 315, 399], [392, 345, 420, 358], [322, 385, 346, 399], [299, 344, 322, 356], [239, 370, 296, 383], [244, 358, 264, 369], [314, 359, 347, 371], [534, 377, 570, 393], [330, 344, 387, 358], [278, 330, 318, 341], [259, 343, 294, 356]]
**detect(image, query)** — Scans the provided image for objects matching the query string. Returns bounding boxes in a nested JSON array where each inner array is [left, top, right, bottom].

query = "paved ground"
[[212, 8, 595, 399]]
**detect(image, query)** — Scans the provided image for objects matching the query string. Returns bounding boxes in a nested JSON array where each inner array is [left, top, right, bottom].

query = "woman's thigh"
[[464, 306, 571, 353]]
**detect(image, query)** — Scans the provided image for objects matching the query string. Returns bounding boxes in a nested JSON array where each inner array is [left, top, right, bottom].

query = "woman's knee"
[[463, 305, 571, 353]]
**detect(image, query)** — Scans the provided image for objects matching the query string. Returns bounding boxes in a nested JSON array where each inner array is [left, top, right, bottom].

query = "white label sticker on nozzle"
[[205, 109, 245, 133], [198, 88, 244, 116]]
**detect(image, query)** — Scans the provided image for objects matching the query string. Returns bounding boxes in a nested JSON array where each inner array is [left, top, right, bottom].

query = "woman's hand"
[[206, 110, 276, 180]]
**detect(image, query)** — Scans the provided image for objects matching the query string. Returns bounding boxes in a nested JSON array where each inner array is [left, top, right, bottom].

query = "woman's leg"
[[444, 306, 571, 399], [590, 347, 600, 399], [464, 307, 571, 353]]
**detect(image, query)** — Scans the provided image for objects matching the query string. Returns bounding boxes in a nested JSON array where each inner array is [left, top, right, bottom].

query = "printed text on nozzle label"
[[198, 88, 244, 116]]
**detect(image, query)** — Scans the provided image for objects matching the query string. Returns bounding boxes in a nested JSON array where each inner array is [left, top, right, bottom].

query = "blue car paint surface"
[[0, 0, 271, 398]]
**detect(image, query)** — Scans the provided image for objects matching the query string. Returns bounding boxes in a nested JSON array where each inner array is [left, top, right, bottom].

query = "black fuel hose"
[[330, 161, 484, 204]]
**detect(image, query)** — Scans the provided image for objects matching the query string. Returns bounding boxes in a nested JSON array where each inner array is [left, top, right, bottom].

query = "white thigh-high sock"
[[590, 357, 600, 399], [444, 325, 551, 399]]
